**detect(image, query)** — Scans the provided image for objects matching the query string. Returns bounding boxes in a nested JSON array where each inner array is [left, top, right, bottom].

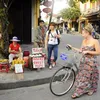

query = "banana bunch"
[[10, 59, 25, 70], [0, 59, 9, 64], [12, 59, 25, 66]]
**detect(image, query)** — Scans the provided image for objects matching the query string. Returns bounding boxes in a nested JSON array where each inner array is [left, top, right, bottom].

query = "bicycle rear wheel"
[[49, 66, 75, 96]]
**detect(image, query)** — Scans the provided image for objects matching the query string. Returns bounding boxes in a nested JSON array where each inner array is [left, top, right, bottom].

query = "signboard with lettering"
[[32, 57, 45, 68], [32, 48, 42, 54], [15, 64, 23, 73]]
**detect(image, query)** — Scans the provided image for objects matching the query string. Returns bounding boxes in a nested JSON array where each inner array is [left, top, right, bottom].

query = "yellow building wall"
[[31, 0, 40, 42], [79, 0, 99, 33], [32, 0, 40, 28]]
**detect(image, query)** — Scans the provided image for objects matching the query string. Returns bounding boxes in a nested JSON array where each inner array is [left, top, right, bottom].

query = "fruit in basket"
[[3, 59, 8, 61], [12, 60, 15, 65], [0, 59, 2, 62], [0, 59, 8, 64], [21, 60, 25, 65], [12, 59, 24, 65], [15, 60, 19, 64]]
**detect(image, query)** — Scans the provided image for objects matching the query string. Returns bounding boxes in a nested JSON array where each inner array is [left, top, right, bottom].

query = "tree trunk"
[[0, 1, 9, 59]]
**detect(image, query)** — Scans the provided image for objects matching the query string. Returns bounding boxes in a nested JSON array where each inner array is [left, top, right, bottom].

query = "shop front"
[[8, 0, 40, 44], [86, 11, 100, 34]]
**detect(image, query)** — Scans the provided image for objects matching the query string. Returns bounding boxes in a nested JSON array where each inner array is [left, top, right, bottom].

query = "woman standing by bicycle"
[[70, 23, 100, 99]]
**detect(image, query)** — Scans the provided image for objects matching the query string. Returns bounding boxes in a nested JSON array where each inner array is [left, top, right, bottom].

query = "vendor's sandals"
[[9, 66, 14, 71], [71, 94, 79, 99], [87, 90, 94, 96]]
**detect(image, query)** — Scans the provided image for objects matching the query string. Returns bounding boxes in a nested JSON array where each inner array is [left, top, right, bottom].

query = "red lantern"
[[43, 0, 52, 7], [43, 8, 52, 13]]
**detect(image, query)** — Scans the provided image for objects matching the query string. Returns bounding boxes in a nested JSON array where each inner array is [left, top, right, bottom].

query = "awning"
[[85, 11, 100, 21], [85, 11, 99, 17]]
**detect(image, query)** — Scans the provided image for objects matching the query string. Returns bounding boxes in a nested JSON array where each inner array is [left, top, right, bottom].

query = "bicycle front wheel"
[[50, 66, 75, 96]]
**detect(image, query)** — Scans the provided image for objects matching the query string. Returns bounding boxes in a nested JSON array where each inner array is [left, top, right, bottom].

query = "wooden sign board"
[[15, 64, 23, 74], [32, 48, 42, 54], [32, 57, 45, 68]]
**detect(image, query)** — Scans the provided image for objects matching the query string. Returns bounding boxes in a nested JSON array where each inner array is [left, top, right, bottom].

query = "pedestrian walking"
[[45, 22, 61, 69], [64, 23, 68, 34], [34, 20, 47, 48], [68, 23, 100, 99]]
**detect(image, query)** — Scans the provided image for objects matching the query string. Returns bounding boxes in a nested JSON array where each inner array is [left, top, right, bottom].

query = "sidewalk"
[[0, 65, 62, 90], [0, 44, 65, 90], [0, 34, 100, 90]]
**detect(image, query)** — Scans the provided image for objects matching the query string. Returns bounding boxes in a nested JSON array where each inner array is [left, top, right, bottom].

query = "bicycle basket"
[[60, 52, 76, 63]]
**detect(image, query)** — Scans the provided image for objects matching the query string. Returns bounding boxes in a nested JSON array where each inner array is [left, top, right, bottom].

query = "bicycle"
[[49, 45, 82, 96]]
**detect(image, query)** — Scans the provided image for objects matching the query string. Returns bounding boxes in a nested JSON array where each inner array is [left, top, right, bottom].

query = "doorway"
[[8, 0, 32, 44]]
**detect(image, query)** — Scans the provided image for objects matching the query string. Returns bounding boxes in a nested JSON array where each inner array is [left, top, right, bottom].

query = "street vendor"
[[34, 20, 47, 47], [8, 36, 23, 65]]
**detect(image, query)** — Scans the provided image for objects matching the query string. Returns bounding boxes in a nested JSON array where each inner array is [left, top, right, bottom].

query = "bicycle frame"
[[60, 49, 82, 75]]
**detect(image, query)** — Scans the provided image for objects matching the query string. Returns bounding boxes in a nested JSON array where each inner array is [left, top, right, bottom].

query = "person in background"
[[57, 24, 63, 34], [64, 22, 68, 33], [68, 23, 100, 99], [9, 36, 23, 65], [34, 20, 47, 48], [45, 22, 61, 69]]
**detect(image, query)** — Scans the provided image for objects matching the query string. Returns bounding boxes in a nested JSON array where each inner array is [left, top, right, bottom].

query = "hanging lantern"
[[43, 0, 52, 7], [43, 8, 52, 13]]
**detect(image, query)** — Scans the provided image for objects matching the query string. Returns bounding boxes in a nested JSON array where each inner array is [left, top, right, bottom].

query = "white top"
[[46, 30, 60, 45]]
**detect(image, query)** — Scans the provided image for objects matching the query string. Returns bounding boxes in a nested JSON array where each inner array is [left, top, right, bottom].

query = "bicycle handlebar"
[[66, 44, 72, 51], [66, 44, 83, 54], [62, 44, 85, 61]]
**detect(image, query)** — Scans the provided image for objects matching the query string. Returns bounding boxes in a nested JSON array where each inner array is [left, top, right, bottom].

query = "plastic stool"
[[0, 64, 9, 73]]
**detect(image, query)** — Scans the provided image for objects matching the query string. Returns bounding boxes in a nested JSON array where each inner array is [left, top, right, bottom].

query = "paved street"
[[0, 83, 100, 100], [0, 33, 84, 90], [0, 33, 100, 100]]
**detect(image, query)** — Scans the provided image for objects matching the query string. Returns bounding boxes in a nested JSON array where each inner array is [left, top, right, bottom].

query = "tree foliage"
[[60, 0, 81, 20], [60, 7, 81, 20], [0, 8, 6, 18], [0, 1, 9, 58], [76, 0, 98, 3], [67, 0, 77, 7]]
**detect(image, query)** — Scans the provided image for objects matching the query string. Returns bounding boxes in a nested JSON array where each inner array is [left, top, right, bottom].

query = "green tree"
[[0, 0, 9, 58], [75, 0, 98, 3], [60, 0, 81, 20], [67, 0, 77, 7], [60, 7, 81, 20]]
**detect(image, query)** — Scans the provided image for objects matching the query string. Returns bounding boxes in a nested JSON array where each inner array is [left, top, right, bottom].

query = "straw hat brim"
[[10, 39, 20, 42]]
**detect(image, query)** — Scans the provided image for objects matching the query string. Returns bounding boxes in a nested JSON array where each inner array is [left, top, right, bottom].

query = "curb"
[[0, 77, 51, 90]]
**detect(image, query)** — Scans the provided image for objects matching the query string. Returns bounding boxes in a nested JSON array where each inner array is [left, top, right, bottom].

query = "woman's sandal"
[[87, 91, 94, 96], [71, 94, 79, 99]]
